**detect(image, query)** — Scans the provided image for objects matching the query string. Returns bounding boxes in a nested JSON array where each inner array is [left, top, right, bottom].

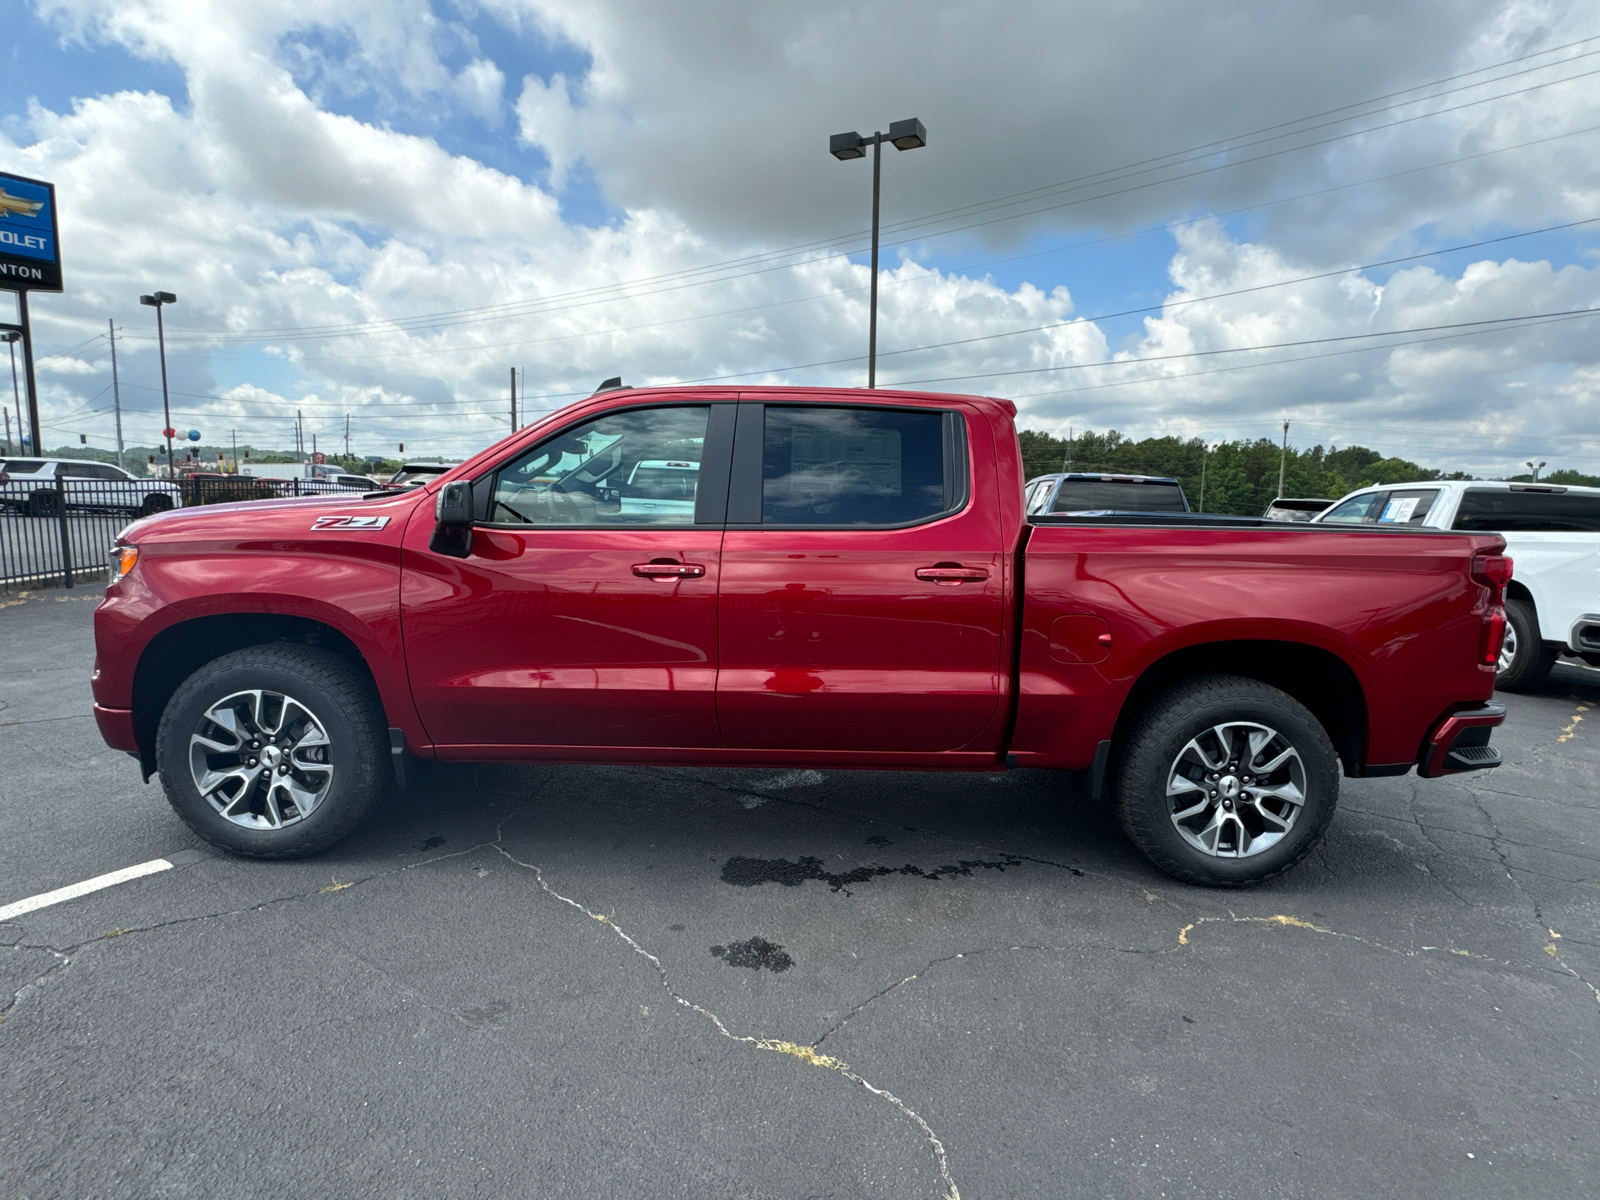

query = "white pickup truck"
[[1313, 479, 1600, 688]]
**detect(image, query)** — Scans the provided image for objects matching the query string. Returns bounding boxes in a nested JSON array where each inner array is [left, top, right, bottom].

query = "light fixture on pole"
[[139, 291, 177, 477], [1525, 459, 1547, 482], [829, 118, 927, 388]]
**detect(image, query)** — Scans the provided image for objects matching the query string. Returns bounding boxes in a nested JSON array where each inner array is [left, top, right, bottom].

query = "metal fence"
[[0, 476, 372, 591]]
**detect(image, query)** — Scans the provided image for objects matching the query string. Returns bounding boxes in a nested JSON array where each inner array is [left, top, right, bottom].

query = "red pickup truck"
[[92, 386, 1510, 886]]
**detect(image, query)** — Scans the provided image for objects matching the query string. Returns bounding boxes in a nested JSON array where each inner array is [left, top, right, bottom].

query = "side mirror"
[[430, 480, 473, 557]]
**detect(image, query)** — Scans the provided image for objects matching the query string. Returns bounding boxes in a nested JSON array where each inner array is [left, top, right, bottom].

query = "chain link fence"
[[0, 476, 374, 591]]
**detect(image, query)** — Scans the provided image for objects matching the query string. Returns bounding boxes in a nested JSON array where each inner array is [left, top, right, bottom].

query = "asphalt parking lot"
[[2, 587, 1597, 1199]]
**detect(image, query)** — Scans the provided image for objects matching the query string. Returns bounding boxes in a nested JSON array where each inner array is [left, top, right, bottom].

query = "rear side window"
[[1374, 488, 1439, 526], [1, 459, 45, 473], [761, 406, 951, 526], [1454, 488, 1600, 532], [1024, 479, 1053, 515], [1320, 492, 1385, 523], [1051, 480, 1187, 513]]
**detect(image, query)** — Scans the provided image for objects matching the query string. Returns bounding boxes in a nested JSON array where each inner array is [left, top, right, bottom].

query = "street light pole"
[[1525, 459, 1547, 482], [139, 291, 177, 477], [830, 118, 927, 388], [3, 332, 21, 456], [1277, 420, 1290, 499]]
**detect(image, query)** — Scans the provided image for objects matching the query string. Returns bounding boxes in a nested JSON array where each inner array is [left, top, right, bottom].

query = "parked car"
[[0, 457, 183, 517], [1263, 498, 1334, 522], [1026, 472, 1189, 515], [94, 386, 1508, 887], [383, 462, 451, 490], [330, 474, 383, 491], [1313, 479, 1600, 689]]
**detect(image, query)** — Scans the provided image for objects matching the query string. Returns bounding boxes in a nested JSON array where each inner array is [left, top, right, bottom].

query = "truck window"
[[1320, 492, 1385, 523], [1453, 487, 1600, 532], [487, 406, 708, 526], [1373, 488, 1439, 526], [1050, 479, 1186, 513], [1024, 480, 1053, 515], [761, 406, 949, 525]]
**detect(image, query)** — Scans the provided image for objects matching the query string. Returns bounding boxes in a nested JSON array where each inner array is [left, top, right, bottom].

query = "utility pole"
[[1062, 426, 1073, 472], [4, 409, 10, 455], [231, 429, 238, 473], [296, 409, 305, 463], [1277, 420, 1289, 499], [510, 366, 517, 432], [344, 413, 350, 458], [108, 319, 125, 470], [1199, 444, 1209, 513]]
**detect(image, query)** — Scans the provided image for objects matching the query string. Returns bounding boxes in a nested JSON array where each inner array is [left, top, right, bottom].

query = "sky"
[[3, 0, 1600, 475]]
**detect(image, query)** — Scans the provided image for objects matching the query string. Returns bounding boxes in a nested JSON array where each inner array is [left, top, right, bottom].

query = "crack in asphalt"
[[487, 797, 965, 1200], [1462, 781, 1600, 1008]]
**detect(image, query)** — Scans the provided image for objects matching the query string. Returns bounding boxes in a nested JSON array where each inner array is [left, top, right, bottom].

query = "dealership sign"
[[0, 171, 62, 292]]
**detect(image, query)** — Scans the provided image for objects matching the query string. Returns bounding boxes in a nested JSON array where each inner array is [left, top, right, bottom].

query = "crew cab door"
[[715, 400, 1007, 753], [401, 401, 733, 752]]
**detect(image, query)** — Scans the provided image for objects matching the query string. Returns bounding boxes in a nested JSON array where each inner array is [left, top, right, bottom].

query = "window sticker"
[[1379, 497, 1419, 523]]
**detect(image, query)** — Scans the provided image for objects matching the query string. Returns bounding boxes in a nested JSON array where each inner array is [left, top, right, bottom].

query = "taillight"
[[1472, 552, 1512, 602], [1480, 606, 1506, 667]]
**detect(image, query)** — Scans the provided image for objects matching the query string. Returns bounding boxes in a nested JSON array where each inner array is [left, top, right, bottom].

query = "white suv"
[[0, 458, 185, 518], [1313, 479, 1600, 689]]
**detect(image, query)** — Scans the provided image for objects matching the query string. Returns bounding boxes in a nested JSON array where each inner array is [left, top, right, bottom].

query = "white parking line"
[[0, 858, 173, 922]]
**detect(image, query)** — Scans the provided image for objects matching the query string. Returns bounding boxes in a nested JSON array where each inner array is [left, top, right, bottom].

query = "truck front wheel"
[[1114, 675, 1340, 887], [156, 644, 392, 858]]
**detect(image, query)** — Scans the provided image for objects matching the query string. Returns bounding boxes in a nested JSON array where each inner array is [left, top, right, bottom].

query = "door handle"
[[633, 561, 706, 579], [915, 565, 990, 585]]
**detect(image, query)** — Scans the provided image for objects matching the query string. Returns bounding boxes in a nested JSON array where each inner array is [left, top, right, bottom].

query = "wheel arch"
[[1112, 639, 1369, 777], [132, 613, 383, 779]]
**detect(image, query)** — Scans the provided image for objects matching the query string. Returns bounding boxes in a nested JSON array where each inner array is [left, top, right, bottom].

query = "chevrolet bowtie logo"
[[0, 188, 43, 220]]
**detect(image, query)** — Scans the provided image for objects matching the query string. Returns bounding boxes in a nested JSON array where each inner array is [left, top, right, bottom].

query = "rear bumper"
[[1417, 702, 1506, 778], [94, 705, 139, 753]]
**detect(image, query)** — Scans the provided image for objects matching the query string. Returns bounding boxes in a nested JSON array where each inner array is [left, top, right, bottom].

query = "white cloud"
[[4, 0, 1600, 477]]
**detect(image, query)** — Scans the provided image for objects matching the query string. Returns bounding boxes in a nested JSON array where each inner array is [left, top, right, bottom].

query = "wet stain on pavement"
[[721, 853, 1023, 895], [711, 937, 794, 973], [458, 1000, 511, 1027], [420, 835, 447, 851], [864, 835, 893, 847]]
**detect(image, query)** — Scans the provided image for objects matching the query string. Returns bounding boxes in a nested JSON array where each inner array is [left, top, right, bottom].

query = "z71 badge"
[[311, 515, 391, 531]]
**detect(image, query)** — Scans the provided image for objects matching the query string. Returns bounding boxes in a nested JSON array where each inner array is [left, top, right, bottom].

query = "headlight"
[[108, 544, 139, 585]]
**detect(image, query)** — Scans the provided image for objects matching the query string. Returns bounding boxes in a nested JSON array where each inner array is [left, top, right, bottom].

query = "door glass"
[[1374, 488, 1439, 526], [761, 406, 948, 525], [488, 406, 709, 526], [1319, 492, 1385, 523]]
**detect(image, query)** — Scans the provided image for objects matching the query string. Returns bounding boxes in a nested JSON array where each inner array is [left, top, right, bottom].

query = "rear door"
[[715, 399, 1008, 753]]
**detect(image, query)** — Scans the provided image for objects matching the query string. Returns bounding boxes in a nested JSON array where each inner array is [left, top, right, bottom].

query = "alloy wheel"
[[1166, 721, 1306, 858], [188, 689, 334, 829]]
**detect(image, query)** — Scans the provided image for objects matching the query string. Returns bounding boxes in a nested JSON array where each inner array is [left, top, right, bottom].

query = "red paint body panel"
[[716, 401, 1006, 752], [400, 523, 724, 748], [1009, 523, 1502, 770], [89, 385, 1503, 782]]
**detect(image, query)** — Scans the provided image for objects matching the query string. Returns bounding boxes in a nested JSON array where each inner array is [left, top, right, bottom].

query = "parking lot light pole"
[[1525, 459, 1546, 482], [3, 331, 21, 454], [139, 291, 177, 477], [830, 118, 927, 388]]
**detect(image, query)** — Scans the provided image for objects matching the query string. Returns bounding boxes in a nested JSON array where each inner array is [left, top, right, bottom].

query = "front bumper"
[[93, 705, 139, 753], [1417, 702, 1506, 778]]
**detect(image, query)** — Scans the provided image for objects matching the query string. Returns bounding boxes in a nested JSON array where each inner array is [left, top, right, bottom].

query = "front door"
[[402, 402, 733, 752], [715, 401, 1007, 753]]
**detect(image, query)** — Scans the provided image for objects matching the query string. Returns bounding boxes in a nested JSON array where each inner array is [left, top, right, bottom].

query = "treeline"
[[1018, 428, 1600, 516]]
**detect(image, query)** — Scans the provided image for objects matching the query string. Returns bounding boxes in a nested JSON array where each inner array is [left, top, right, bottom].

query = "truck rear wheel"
[[156, 644, 392, 858], [1495, 598, 1555, 692], [1114, 675, 1340, 887]]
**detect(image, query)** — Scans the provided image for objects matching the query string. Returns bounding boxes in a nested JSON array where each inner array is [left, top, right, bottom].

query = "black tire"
[[1495, 598, 1556, 692], [140, 492, 175, 516], [156, 644, 391, 858], [1114, 674, 1340, 887], [27, 490, 60, 518]]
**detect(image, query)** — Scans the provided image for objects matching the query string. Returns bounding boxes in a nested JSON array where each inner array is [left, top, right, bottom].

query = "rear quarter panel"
[[1013, 524, 1504, 769]]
